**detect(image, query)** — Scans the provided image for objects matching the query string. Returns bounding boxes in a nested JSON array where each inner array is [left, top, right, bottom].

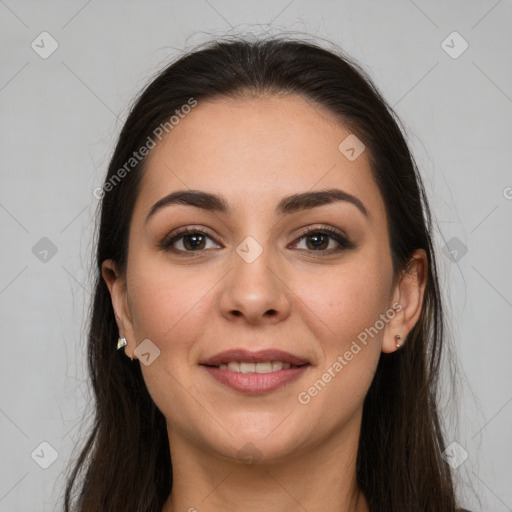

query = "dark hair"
[[65, 36, 457, 511]]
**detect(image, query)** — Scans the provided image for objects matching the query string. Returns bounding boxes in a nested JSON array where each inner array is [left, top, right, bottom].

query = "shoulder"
[[456, 508, 473, 512]]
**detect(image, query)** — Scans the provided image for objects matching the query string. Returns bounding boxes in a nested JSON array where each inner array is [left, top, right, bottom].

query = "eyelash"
[[158, 225, 354, 256]]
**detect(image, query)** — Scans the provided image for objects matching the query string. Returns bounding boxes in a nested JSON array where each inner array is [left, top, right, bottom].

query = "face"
[[104, 94, 425, 464]]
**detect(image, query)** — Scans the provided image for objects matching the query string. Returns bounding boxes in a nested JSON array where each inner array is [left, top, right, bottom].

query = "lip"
[[199, 348, 309, 367], [199, 348, 310, 395], [202, 365, 310, 394]]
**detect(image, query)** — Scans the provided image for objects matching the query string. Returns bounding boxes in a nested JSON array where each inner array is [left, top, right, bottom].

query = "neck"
[[162, 412, 369, 512]]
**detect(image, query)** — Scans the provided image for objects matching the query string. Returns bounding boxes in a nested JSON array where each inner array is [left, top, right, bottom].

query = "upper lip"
[[200, 349, 309, 367]]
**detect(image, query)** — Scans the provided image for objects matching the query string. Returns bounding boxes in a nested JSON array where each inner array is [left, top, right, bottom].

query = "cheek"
[[294, 270, 386, 416], [126, 256, 211, 343], [125, 261, 217, 418], [292, 257, 392, 346], [290, 254, 391, 405]]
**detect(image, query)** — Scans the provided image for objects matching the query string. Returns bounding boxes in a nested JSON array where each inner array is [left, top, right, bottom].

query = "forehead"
[[135, 94, 385, 221]]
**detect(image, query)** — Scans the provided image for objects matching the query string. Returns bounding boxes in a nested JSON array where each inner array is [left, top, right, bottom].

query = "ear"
[[102, 259, 137, 359], [382, 249, 428, 354]]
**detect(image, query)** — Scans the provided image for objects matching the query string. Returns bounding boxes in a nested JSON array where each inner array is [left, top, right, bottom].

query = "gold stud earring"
[[117, 337, 127, 350], [395, 334, 402, 349]]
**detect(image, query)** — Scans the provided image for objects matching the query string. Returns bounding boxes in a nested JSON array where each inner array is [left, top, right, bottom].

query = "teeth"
[[240, 362, 255, 374], [256, 362, 272, 373], [227, 362, 240, 372], [217, 361, 295, 373]]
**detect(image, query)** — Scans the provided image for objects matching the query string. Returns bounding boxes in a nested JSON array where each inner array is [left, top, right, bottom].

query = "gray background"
[[1, 1, 511, 511]]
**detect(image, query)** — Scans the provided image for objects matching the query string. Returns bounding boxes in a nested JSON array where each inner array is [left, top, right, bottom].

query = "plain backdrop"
[[1, 1, 511, 511]]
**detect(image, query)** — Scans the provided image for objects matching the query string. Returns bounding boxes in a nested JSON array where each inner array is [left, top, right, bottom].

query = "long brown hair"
[[65, 36, 457, 511]]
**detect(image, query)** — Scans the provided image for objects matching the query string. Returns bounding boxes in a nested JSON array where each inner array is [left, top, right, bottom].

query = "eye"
[[159, 224, 354, 255], [159, 228, 221, 253], [291, 225, 353, 254]]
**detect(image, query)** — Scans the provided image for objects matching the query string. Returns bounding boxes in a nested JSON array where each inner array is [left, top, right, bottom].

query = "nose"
[[218, 245, 291, 326]]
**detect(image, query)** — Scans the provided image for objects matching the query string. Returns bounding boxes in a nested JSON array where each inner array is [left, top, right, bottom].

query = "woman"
[[65, 36, 472, 511]]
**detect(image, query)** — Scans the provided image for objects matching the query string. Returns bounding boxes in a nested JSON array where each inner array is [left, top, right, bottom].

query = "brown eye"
[[304, 232, 331, 251], [159, 228, 220, 253], [181, 233, 207, 251], [292, 226, 354, 254]]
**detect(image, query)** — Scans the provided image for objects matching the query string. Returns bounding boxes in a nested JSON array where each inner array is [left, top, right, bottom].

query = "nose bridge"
[[219, 234, 290, 324]]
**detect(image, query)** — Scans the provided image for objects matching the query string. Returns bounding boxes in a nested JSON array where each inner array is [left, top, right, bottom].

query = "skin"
[[103, 94, 427, 512]]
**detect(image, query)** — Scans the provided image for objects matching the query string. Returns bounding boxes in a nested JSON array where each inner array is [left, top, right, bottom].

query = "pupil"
[[308, 234, 327, 250], [185, 234, 205, 250]]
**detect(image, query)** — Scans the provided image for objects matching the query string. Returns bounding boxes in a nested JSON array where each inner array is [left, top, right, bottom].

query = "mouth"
[[208, 360, 305, 373], [199, 347, 309, 368], [199, 348, 311, 394]]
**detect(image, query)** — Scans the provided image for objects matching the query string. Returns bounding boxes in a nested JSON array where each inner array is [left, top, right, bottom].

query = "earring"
[[117, 337, 127, 350], [395, 334, 402, 349]]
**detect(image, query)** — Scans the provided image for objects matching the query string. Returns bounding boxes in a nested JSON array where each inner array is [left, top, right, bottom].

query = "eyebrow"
[[145, 188, 368, 224]]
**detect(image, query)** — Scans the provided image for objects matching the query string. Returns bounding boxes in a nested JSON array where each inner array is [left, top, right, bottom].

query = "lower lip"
[[201, 365, 310, 394]]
